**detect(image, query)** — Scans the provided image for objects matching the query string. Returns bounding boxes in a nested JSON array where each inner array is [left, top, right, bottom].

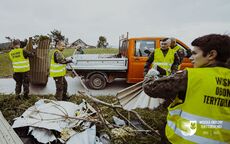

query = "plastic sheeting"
[[12, 99, 99, 144]]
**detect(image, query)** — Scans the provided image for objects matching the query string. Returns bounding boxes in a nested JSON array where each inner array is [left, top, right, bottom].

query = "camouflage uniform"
[[144, 49, 180, 76], [54, 76, 68, 100], [13, 49, 35, 99], [53, 51, 71, 100], [143, 70, 187, 101], [13, 72, 30, 98], [171, 45, 192, 63]]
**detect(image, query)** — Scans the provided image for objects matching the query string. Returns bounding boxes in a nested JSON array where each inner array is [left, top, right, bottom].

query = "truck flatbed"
[[67, 54, 128, 71]]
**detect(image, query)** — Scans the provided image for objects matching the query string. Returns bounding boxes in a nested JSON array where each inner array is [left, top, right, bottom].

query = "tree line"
[[1, 29, 109, 49]]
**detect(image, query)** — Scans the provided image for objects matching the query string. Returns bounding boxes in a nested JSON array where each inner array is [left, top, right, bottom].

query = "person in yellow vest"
[[143, 34, 230, 144], [9, 39, 35, 99], [144, 38, 180, 76], [170, 37, 192, 64], [50, 41, 72, 101]]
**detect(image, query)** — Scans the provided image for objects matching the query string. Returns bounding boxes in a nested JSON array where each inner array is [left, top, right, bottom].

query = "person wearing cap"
[[143, 34, 230, 143], [144, 38, 180, 77], [50, 41, 72, 101], [170, 37, 192, 64], [9, 39, 35, 99]]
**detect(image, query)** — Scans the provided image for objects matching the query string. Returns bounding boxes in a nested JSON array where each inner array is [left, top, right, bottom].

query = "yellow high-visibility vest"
[[50, 49, 66, 77], [9, 48, 30, 72], [171, 45, 181, 53], [152, 48, 175, 76], [166, 67, 230, 144]]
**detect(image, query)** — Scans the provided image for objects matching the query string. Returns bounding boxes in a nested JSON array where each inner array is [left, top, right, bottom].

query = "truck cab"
[[119, 37, 193, 83]]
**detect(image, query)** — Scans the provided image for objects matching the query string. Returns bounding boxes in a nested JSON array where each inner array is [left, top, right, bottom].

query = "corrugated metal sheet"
[[29, 39, 50, 85], [116, 81, 164, 110], [0, 111, 23, 144]]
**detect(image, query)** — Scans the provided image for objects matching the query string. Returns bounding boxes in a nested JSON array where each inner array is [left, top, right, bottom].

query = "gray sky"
[[0, 0, 229, 47]]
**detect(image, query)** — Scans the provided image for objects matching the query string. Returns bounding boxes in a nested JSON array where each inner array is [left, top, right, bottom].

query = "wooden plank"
[[0, 112, 23, 144]]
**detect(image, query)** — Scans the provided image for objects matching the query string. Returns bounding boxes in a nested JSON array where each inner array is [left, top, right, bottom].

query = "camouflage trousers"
[[54, 76, 68, 101], [13, 72, 30, 98]]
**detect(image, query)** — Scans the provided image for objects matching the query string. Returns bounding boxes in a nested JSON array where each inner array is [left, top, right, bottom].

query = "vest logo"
[[180, 120, 197, 136]]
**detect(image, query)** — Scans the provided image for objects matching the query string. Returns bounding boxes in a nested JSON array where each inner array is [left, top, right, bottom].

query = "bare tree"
[[48, 29, 67, 47]]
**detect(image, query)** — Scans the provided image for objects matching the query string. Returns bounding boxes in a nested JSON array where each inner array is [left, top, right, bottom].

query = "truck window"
[[135, 40, 155, 57]]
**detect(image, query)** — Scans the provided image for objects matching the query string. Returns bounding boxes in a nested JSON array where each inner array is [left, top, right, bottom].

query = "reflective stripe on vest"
[[166, 67, 230, 143], [167, 120, 226, 144], [169, 109, 230, 130], [9, 48, 30, 72], [49, 50, 66, 77], [152, 48, 174, 76]]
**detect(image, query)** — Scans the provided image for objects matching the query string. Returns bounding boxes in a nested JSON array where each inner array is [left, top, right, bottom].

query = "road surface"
[[0, 77, 132, 96]]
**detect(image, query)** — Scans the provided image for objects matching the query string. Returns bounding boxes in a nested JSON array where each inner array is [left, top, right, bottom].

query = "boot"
[[15, 93, 23, 100], [23, 93, 29, 99], [62, 95, 70, 101]]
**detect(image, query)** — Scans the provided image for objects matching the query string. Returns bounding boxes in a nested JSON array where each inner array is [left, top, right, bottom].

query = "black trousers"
[[13, 72, 30, 97]]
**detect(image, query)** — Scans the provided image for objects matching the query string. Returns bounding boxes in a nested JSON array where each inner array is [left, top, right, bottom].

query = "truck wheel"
[[88, 73, 107, 90]]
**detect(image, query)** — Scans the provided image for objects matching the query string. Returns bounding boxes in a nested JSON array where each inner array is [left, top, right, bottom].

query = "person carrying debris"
[[170, 37, 192, 64], [9, 39, 35, 99], [50, 41, 72, 101], [143, 38, 180, 76], [143, 34, 230, 144]]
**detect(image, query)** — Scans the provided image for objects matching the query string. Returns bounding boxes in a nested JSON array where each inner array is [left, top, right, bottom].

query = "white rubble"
[[12, 99, 100, 144]]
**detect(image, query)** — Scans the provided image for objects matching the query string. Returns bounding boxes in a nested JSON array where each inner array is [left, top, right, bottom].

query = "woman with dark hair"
[[143, 34, 230, 143]]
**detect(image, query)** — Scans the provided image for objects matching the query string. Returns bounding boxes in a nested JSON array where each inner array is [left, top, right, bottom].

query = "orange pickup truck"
[[68, 37, 193, 89]]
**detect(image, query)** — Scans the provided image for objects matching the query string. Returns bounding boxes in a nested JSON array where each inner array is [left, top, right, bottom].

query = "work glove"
[[144, 68, 160, 81], [144, 64, 160, 81], [65, 57, 73, 63]]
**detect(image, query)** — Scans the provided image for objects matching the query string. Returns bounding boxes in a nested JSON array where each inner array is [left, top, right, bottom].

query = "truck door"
[[127, 40, 156, 83]]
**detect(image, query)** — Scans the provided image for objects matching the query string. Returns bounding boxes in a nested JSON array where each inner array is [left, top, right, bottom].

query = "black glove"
[[67, 59, 73, 63]]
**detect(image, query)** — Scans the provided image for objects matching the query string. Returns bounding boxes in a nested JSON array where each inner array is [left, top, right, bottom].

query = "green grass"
[[0, 51, 13, 77], [0, 48, 118, 77], [0, 94, 167, 144]]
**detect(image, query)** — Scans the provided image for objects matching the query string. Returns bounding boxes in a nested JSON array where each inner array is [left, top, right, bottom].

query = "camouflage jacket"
[[143, 63, 228, 103], [54, 51, 70, 64], [23, 49, 35, 58]]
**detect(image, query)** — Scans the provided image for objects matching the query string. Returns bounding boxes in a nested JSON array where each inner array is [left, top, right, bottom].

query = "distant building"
[[70, 39, 96, 48]]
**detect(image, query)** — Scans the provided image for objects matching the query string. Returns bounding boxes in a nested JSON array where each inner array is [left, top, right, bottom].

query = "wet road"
[[0, 77, 132, 96]]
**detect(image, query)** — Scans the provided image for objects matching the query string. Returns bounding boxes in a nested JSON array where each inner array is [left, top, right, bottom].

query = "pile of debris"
[[0, 67, 168, 144], [7, 92, 165, 144], [12, 99, 101, 144]]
